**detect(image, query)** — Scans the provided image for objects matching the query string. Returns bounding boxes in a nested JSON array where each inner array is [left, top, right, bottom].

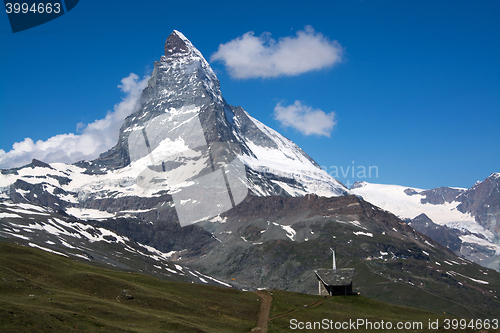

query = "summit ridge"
[[164, 30, 191, 55]]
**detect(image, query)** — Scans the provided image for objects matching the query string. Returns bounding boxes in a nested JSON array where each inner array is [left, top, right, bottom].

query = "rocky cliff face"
[[93, 31, 229, 170], [457, 173, 500, 236], [414, 173, 500, 246], [419, 187, 465, 205], [407, 213, 463, 253]]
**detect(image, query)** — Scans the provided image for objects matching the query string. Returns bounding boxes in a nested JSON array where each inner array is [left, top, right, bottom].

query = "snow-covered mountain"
[[0, 30, 347, 227], [1, 31, 500, 315], [351, 173, 500, 271]]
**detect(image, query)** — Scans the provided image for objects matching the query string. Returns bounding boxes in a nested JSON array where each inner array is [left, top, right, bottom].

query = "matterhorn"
[[1, 30, 347, 226]]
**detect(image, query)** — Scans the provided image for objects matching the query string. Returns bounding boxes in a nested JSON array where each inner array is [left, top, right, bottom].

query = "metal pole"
[[330, 248, 336, 270]]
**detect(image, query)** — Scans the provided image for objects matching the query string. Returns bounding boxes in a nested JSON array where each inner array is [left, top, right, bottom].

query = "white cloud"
[[0, 73, 149, 169], [210, 26, 343, 79], [274, 101, 336, 137]]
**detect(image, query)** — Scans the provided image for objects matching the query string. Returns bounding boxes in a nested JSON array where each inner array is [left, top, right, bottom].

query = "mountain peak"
[[350, 181, 367, 190], [164, 30, 192, 56], [85, 31, 347, 202]]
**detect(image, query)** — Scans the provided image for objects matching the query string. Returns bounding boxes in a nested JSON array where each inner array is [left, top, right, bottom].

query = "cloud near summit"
[[0, 73, 148, 169], [210, 26, 343, 79], [274, 101, 337, 137]]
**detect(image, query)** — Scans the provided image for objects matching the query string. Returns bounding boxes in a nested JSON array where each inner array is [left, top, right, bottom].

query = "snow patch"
[[353, 231, 373, 237], [0, 212, 22, 218], [28, 242, 68, 257], [272, 222, 296, 241], [460, 235, 500, 255], [65, 207, 115, 220], [351, 183, 474, 225], [446, 270, 489, 285]]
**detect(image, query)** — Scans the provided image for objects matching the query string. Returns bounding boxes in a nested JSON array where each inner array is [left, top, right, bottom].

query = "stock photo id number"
[[3, 0, 78, 32]]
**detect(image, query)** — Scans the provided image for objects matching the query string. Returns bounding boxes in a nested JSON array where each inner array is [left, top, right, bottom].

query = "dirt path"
[[250, 290, 273, 333]]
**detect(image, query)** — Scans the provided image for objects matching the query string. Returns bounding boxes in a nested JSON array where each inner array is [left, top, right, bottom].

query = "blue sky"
[[0, 0, 498, 189]]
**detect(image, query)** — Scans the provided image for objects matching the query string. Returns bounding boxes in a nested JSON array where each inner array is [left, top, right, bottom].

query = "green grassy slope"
[[266, 289, 497, 333], [0, 242, 259, 332], [1, 242, 498, 333]]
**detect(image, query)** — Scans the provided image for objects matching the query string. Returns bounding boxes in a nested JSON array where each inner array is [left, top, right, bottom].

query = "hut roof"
[[315, 268, 355, 286]]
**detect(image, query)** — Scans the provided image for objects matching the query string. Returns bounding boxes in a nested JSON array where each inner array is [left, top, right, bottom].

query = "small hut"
[[314, 249, 356, 296], [314, 268, 355, 296]]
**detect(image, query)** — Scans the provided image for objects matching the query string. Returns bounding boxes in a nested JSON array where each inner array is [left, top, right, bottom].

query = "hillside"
[[1, 242, 490, 333], [2, 194, 500, 320]]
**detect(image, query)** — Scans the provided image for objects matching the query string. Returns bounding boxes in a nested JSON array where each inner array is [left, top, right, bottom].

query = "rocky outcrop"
[[457, 173, 500, 235], [408, 213, 462, 253], [419, 187, 465, 205]]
